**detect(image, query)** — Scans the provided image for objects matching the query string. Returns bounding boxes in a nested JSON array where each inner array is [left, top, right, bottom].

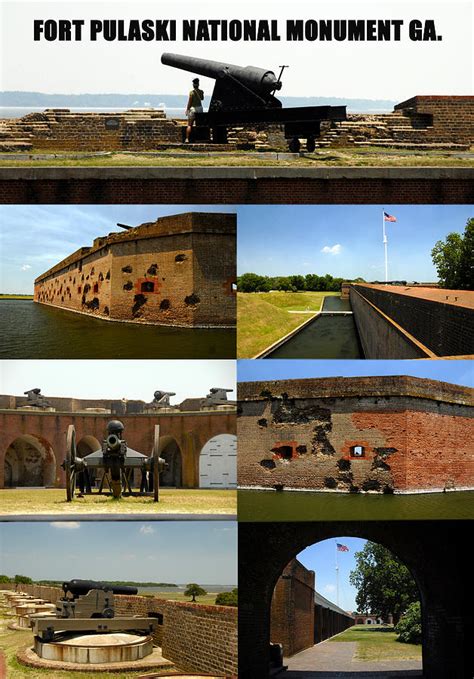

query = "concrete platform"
[[18, 637, 174, 673]]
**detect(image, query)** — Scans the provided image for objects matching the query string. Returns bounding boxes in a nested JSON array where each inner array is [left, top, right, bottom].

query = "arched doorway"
[[239, 521, 469, 679], [4, 435, 56, 487], [199, 434, 237, 488], [159, 436, 182, 487]]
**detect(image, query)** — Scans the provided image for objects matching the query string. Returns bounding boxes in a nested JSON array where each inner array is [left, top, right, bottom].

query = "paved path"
[[284, 640, 422, 678]]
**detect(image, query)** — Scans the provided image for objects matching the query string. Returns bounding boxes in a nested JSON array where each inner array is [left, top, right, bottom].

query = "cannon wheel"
[[306, 137, 316, 153], [289, 137, 301, 153], [152, 425, 160, 502], [65, 425, 77, 502]]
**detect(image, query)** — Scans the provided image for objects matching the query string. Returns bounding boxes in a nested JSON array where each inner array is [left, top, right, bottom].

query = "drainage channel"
[[264, 296, 364, 359]]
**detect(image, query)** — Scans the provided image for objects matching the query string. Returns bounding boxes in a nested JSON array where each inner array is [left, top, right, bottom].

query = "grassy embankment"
[[237, 291, 338, 358], [330, 625, 422, 661], [0, 147, 472, 167], [0, 488, 236, 515]]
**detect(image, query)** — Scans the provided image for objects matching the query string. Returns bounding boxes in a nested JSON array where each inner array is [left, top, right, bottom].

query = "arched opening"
[[4, 435, 56, 487], [199, 434, 237, 488], [269, 536, 422, 676], [76, 435, 101, 488], [159, 436, 182, 487]]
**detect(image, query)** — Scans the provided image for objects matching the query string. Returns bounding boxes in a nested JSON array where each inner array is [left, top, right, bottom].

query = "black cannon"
[[161, 53, 346, 151], [31, 579, 157, 641], [61, 420, 167, 502]]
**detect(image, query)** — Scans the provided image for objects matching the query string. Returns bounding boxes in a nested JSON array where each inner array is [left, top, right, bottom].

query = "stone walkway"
[[284, 640, 422, 678]]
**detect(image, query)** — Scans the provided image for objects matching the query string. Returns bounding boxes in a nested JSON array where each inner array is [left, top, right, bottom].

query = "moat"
[[238, 489, 474, 521], [0, 300, 235, 358]]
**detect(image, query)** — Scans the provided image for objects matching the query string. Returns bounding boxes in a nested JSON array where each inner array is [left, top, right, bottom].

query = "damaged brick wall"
[[237, 376, 473, 493], [34, 212, 236, 327]]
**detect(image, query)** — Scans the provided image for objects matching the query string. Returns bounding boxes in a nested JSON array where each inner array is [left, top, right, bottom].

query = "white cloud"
[[21, 264, 31, 271], [50, 522, 80, 530], [139, 525, 155, 535], [321, 244, 342, 255]]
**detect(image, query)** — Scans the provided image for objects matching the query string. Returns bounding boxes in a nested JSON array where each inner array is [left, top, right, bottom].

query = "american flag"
[[337, 543, 349, 552], [384, 211, 397, 222]]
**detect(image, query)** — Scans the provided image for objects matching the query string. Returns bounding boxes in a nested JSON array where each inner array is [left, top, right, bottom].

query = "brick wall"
[[2, 583, 237, 676], [270, 559, 315, 656], [395, 96, 474, 144], [34, 212, 236, 327], [351, 284, 474, 357], [237, 376, 474, 493]]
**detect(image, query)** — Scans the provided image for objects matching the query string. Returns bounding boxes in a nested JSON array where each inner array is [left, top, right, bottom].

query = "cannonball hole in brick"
[[272, 445, 293, 460], [141, 281, 155, 293], [103, 306, 110, 316], [185, 293, 200, 306], [123, 281, 133, 291], [147, 263, 158, 275], [93, 283, 99, 293], [83, 283, 91, 294], [98, 272, 104, 281], [350, 445, 365, 458], [175, 254, 187, 263], [106, 270, 110, 280], [122, 265, 133, 273], [257, 418, 268, 428], [260, 459, 276, 471], [160, 299, 170, 310], [337, 458, 351, 471]]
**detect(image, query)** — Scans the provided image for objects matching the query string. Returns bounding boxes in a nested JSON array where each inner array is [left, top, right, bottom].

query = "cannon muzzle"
[[106, 433, 121, 450], [63, 580, 138, 597], [161, 53, 282, 95]]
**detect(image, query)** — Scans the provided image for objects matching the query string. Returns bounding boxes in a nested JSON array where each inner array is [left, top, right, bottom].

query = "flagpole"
[[383, 209, 388, 282], [335, 542, 340, 607]]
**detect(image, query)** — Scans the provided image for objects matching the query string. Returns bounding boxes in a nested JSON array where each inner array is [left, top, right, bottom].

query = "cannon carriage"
[[61, 420, 167, 502], [161, 53, 347, 152]]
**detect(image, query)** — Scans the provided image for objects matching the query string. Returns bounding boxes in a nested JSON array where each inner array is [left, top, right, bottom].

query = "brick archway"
[[4, 434, 56, 487], [239, 521, 471, 679]]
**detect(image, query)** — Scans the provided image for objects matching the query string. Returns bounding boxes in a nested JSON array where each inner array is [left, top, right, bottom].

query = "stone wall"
[[34, 212, 236, 327], [351, 284, 474, 357], [237, 376, 474, 493], [270, 559, 315, 656], [395, 96, 474, 145], [2, 583, 237, 677]]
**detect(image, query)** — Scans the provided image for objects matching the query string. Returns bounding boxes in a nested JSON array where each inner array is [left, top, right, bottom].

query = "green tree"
[[288, 275, 306, 291], [395, 601, 422, 644], [14, 574, 33, 584], [184, 583, 207, 602], [237, 273, 270, 293], [215, 588, 238, 607], [349, 542, 418, 625], [0, 574, 12, 583], [431, 218, 474, 290]]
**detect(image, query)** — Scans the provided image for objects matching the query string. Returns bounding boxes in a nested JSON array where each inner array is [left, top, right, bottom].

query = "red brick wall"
[[271, 559, 315, 656], [238, 377, 473, 493], [395, 96, 474, 144], [2, 583, 237, 676]]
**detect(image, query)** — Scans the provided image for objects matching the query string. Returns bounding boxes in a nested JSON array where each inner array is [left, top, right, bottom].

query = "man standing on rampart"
[[185, 77, 204, 143]]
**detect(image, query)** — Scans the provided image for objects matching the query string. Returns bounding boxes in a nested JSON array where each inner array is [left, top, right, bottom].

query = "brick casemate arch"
[[239, 521, 471, 679]]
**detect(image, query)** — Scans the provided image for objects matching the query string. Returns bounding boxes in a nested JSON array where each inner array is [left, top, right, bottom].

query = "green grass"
[[237, 291, 337, 358], [0, 488, 236, 515], [0, 147, 472, 167], [138, 591, 224, 605], [0, 295, 33, 300], [330, 625, 422, 662]]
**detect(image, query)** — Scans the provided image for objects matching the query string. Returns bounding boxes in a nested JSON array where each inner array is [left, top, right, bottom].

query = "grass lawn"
[[0, 488, 236, 515], [237, 291, 338, 358], [138, 591, 228, 605], [330, 625, 422, 661], [0, 147, 472, 167]]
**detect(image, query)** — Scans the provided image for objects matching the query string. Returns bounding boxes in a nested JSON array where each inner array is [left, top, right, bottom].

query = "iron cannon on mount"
[[161, 53, 347, 152], [61, 420, 167, 502], [30, 579, 158, 641]]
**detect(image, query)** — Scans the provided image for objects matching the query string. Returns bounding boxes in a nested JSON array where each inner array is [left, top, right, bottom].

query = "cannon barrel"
[[106, 433, 122, 451], [63, 579, 138, 596], [161, 53, 282, 95]]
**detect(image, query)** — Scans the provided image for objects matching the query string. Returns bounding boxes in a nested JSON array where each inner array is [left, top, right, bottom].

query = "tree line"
[[238, 273, 366, 293]]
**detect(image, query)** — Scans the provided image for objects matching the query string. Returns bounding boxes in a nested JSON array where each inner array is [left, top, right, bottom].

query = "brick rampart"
[[1, 583, 237, 676], [33, 212, 236, 327], [351, 284, 474, 357], [395, 96, 474, 144], [237, 376, 474, 493]]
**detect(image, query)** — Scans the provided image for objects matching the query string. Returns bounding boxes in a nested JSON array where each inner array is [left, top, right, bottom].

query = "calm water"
[[0, 300, 235, 359], [322, 296, 352, 311], [266, 314, 362, 359], [238, 490, 474, 522]]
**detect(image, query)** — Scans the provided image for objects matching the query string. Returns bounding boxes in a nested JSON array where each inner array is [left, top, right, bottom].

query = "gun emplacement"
[[161, 52, 346, 151]]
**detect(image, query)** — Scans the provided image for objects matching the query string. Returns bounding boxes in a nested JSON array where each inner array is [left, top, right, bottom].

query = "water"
[[238, 489, 474, 522], [137, 584, 235, 595], [321, 296, 352, 311], [0, 300, 235, 359], [265, 314, 362, 359], [0, 106, 184, 119]]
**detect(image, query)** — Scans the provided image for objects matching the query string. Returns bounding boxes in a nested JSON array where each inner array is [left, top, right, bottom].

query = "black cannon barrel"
[[63, 579, 138, 596], [161, 53, 282, 95]]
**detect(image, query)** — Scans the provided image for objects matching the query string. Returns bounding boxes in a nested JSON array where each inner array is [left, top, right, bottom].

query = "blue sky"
[[237, 205, 472, 282], [0, 205, 236, 294], [0, 521, 237, 585], [1, 205, 472, 293], [297, 537, 367, 612], [238, 359, 473, 388]]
